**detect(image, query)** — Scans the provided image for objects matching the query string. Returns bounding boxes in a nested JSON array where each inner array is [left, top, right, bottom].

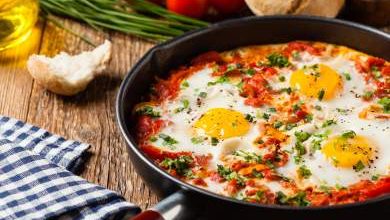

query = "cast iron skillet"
[[116, 16, 390, 220]]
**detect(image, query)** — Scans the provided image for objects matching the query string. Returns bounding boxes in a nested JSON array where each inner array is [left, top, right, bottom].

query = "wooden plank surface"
[[0, 16, 389, 211], [0, 18, 158, 210]]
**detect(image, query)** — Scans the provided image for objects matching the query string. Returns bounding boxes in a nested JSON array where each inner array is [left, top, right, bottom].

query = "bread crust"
[[245, 0, 345, 17]]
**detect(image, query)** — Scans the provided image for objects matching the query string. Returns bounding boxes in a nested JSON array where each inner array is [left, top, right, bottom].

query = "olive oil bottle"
[[0, 0, 39, 51]]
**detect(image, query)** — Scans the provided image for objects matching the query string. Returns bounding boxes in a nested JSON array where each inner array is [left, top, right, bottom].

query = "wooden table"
[[0, 18, 158, 210], [1, 17, 389, 211]]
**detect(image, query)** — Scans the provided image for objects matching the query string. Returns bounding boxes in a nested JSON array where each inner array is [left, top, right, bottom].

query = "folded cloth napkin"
[[0, 116, 140, 220]]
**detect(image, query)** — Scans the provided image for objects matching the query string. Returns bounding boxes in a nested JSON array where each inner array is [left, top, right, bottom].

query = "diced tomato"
[[141, 145, 192, 161], [283, 41, 322, 56], [245, 179, 256, 187], [308, 193, 330, 206], [153, 65, 202, 101], [191, 51, 223, 66], [136, 116, 164, 143], [382, 66, 390, 76], [210, 171, 224, 183], [261, 66, 278, 76], [241, 73, 273, 107], [231, 161, 246, 171], [375, 81, 390, 98], [245, 189, 258, 196], [226, 179, 239, 195], [355, 57, 386, 74], [296, 110, 308, 120], [195, 154, 212, 168], [366, 57, 385, 69], [193, 178, 208, 187]]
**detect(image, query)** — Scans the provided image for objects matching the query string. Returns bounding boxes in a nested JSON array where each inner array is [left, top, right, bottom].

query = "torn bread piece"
[[27, 40, 112, 96], [245, 0, 344, 18]]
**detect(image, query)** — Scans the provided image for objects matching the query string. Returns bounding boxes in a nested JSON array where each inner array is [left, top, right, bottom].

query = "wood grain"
[[0, 16, 389, 211], [0, 18, 158, 210]]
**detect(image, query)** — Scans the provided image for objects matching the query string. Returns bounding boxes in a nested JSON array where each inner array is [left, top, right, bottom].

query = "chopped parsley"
[[175, 99, 190, 113], [262, 113, 270, 121], [335, 184, 346, 190], [343, 72, 351, 81], [304, 114, 313, 123], [285, 123, 297, 130], [298, 165, 312, 179], [371, 66, 382, 78], [149, 136, 157, 142], [160, 156, 193, 176], [245, 114, 255, 123], [208, 75, 229, 86], [217, 165, 245, 186], [314, 105, 322, 111], [136, 106, 161, 118], [199, 92, 207, 98], [336, 108, 349, 115], [273, 121, 283, 129], [211, 137, 219, 146], [181, 80, 189, 89], [279, 76, 286, 82], [233, 150, 263, 163], [280, 87, 292, 94], [294, 155, 303, 164], [191, 137, 204, 144], [317, 89, 325, 101], [236, 80, 244, 92], [276, 191, 310, 207], [245, 68, 256, 76], [353, 160, 365, 172], [159, 133, 178, 147], [322, 119, 337, 128], [268, 107, 277, 113], [362, 91, 374, 100], [292, 51, 300, 59], [295, 141, 307, 156], [378, 97, 390, 113], [294, 131, 311, 142], [252, 170, 264, 178], [226, 63, 237, 72], [341, 130, 356, 139], [267, 53, 290, 68], [371, 174, 380, 181]]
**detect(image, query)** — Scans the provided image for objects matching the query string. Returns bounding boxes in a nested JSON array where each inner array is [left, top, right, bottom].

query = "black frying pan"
[[116, 16, 390, 220]]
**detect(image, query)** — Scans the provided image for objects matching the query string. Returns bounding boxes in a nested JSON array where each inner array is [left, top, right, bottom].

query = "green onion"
[[39, 0, 209, 42]]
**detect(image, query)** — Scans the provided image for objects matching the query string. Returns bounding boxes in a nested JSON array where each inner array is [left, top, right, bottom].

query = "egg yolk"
[[322, 135, 374, 168], [194, 108, 250, 139], [290, 64, 342, 100]]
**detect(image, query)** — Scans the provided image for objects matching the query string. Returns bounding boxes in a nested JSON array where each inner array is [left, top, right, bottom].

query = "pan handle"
[[130, 190, 190, 220]]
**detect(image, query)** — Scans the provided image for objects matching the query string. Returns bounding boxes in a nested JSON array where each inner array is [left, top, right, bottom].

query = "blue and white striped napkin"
[[0, 116, 140, 219]]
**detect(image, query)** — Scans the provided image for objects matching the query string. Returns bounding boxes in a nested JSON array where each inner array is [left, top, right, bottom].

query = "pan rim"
[[116, 15, 390, 211]]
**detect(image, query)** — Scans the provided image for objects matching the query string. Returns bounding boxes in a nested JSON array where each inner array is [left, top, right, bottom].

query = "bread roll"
[[245, 0, 345, 18]]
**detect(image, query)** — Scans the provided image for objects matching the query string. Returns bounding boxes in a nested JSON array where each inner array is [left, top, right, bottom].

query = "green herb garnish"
[[378, 97, 390, 113], [298, 165, 312, 179], [267, 53, 290, 68], [341, 130, 356, 139], [159, 133, 178, 146], [211, 137, 219, 146], [136, 106, 161, 118], [160, 156, 193, 176], [317, 89, 325, 101], [353, 160, 365, 172]]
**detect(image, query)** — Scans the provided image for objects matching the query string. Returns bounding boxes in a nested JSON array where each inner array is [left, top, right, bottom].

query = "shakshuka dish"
[[133, 41, 390, 207]]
